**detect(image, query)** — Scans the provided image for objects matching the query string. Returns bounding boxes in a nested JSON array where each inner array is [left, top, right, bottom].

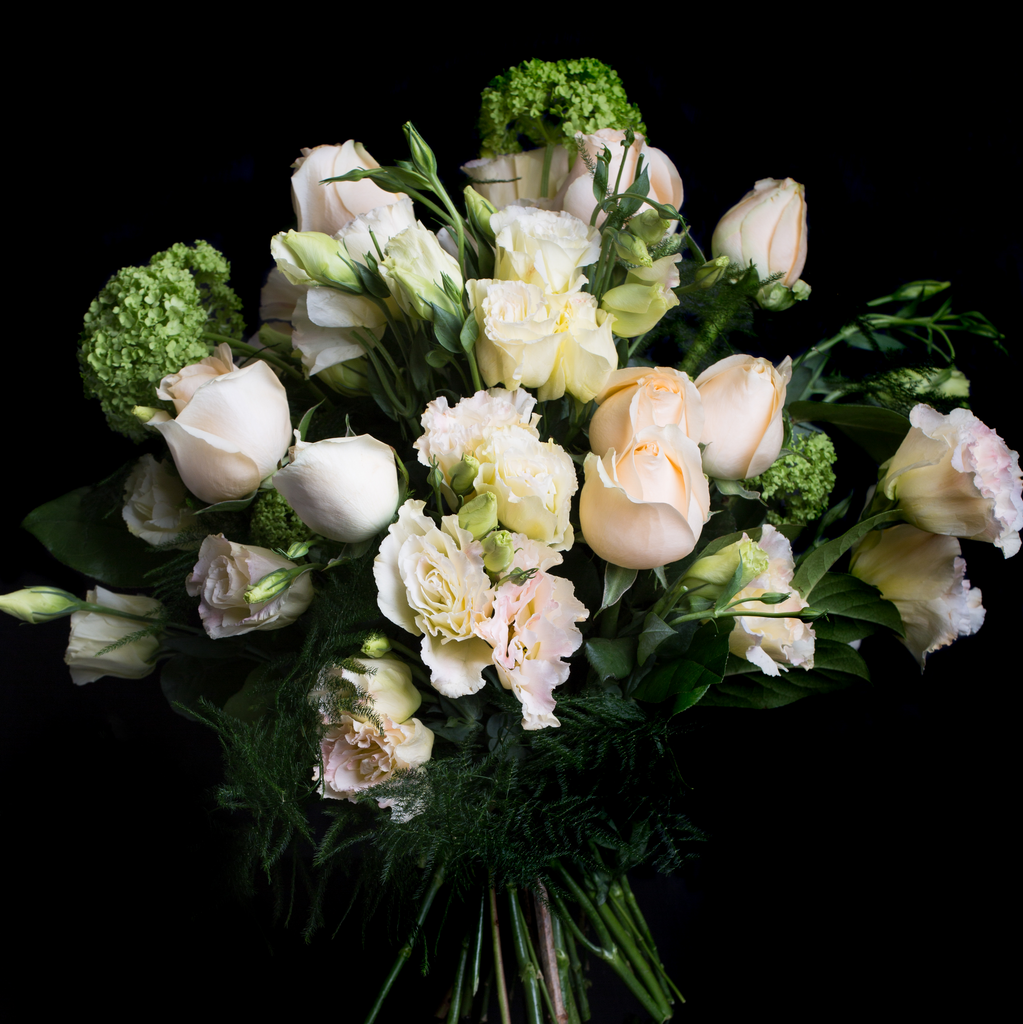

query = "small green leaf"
[[600, 563, 638, 613], [637, 612, 676, 666], [432, 304, 463, 353], [806, 572, 904, 636], [585, 638, 635, 681], [459, 312, 479, 354], [296, 400, 323, 442], [633, 625, 729, 714], [22, 488, 173, 588], [788, 402, 911, 463]]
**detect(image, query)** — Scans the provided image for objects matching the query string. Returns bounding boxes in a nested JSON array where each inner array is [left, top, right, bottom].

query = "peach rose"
[[579, 424, 710, 570], [695, 354, 792, 480]]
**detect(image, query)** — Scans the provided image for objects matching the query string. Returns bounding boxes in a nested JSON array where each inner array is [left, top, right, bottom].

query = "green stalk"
[[363, 866, 445, 1024], [563, 917, 590, 1021], [507, 887, 546, 1024], [445, 935, 470, 1024], [598, 900, 673, 1018], [551, 912, 581, 1024], [490, 885, 512, 1024], [541, 143, 555, 199]]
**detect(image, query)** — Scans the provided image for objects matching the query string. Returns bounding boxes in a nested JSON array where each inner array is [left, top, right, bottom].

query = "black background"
[[4, 28, 1017, 1018]]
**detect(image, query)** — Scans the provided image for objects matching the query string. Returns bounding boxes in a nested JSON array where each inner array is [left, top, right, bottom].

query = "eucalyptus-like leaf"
[[584, 638, 635, 681], [637, 611, 676, 666], [600, 563, 638, 614], [296, 400, 323, 443], [788, 402, 911, 463]]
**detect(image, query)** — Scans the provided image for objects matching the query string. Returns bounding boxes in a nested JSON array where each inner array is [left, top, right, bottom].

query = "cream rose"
[[491, 206, 601, 295], [849, 524, 985, 667], [556, 129, 684, 228], [121, 454, 197, 547], [186, 534, 314, 639], [291, 142, 407, 235], [589, 366, 704, 459], [272, 434, 399, 544], [373, 500, 495, 697], [475, 430, 578, 550], [711, 177, 808, 305], [156, 342, 236, 412], [579, 424, 711, 570], [146, 359, 293, 504], [314, 713, 434, 803], [467, 280, 617, 403], [695, 354, 792, 480], [65, 587, 162, 685], [727, 525, 815, 675], [879, 404, 1022, 557], [461, 146, 572, 207]]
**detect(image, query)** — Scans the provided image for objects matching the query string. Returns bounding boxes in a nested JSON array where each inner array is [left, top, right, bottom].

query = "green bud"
[[458, 492, 499, 540], [683, 538, 769, 600], [612, 231, 653, 267], [317, 356, 370, 397], [0, 586, 81, 624], [694, 255, 729, 287], [131, 405, 164, 424], [757, 278, 811, 311], [629, 209, 672, 245], [464, 186, 497, 246], [361, 633, 392, 658], [449, 453, 481, 497], [890, 280, 950, 301], [244, 565, 309, 605], [285, 539, 315, 560], [404, 122, 438, 176], [482, 529, 515, 575], [271, 230, 361, 290]]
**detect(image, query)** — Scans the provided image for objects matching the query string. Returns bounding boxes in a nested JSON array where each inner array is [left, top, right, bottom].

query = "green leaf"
[[791, 510, 904, 599], [600, 563, 638, 613], [296, 400, 323, 442], [633, 625, 729, 715], [637, 612, 676, 666], [806, 572, 904, 637], [585, 638, 635, 681], [788, 402, 911, 463], [160, 653, 251, 721], [22, 487, 173, 588], [193, 491, 258, 515], [459, 311, 479, 354], [432, 304, 463, 353]]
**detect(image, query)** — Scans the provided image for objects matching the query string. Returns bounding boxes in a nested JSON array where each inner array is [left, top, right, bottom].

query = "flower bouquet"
[[5, 56, 1018, 1017]]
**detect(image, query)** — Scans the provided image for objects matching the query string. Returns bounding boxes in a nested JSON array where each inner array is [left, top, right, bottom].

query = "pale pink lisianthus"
[[880, 404, 1023, 557]]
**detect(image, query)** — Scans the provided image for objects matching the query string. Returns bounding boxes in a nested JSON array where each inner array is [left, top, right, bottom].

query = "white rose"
[[291, 142, 407, 235], [849, 524, 985, 667], [557, 129, 683, 228], [468, 280, 617, 403], [314, 713, 434, 803], [156, 342, 236, 413], [727, 525, 815, 675], [695, 354, 792, 480], [121, 454, 197, 546], [475, 430, 578, 550], [491, 207, 601, 295], [146, 359, 293, 504], [273, 434, 399, 543], [65, 587, 162, 685], [186, 534, 314, 639], [373, 500, 495, 697]]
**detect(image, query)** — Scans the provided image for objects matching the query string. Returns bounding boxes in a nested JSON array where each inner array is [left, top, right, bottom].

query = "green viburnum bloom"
[[478, 57, 646, 157], [79, 241, 244, 441], [750, 431, 838, 527], [249, 489, 313, 552]]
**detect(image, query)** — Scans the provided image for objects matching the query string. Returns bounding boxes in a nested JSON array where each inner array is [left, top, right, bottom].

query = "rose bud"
[[711, 178, 808, 310], [273, 435, 400, 544], [695, 354, 792, 480]]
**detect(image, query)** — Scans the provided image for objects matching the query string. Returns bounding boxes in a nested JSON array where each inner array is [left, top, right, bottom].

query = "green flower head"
[[750, 430, 838, 528]]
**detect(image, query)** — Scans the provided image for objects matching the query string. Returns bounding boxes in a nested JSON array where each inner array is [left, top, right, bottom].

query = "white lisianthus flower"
[[849, 524, 985, 667], [186, 534, 314, 639], [727, 525, 815, 676], [314, 713, 434, 804], [337, 195, 417, 265], [475, 430, 578, 551], [65, 587, 163, 685], [122, 454, 197, 547], [146, 359, 293, 505], [289, 288, 382, 377], [380, 223, 463, 321], [879, 404, 1023, 558], [474, 536, 588, 730], [373, 500, 495, 697], [467, 280, 617, 403], [461, 146, 572, 207], [312, 658, 422, 725], [491, 207, 601, 295], [273, 434, 399, 544]]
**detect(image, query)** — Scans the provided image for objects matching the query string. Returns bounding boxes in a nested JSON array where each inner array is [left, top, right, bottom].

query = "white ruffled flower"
[[65, 587, 162, 685], [122, 454, 197, 546]]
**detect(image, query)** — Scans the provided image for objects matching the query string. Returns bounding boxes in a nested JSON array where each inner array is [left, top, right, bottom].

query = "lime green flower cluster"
[[751, 431, 838, 527], [249, 489, 313, 552], [79, 240, 245, 441], [478, 58, 646, 157]]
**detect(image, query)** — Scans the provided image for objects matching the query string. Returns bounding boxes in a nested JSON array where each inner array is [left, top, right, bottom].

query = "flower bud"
[[482, 529, 515, 575], [600, 254, 681, 338], [694, 255, 729, 288], [244, 565, 311, 605], [0, 586, 81, 624], [271, 230, 361, 289], [361, 633, 392, 658], [65, 588, 163, 685], [682, 538, 770, 600], [758, 278, 811, 311], [449, 453, 481, 497], [463, 186, 498, 246], [380, 224, 463, 321], [317, 356, 371, 397], [404, 122, 437, 176], [458, 492, 498, 540], [612, 231, 653, 267], [629, 209, 673, 245]]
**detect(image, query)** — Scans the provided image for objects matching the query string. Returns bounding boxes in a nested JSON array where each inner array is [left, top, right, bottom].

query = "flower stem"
[[490, 884, 512, 1024], [445, 934, 470, 1024], [507, 886, 548, 1024], [363, 865, 445, 1024]]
